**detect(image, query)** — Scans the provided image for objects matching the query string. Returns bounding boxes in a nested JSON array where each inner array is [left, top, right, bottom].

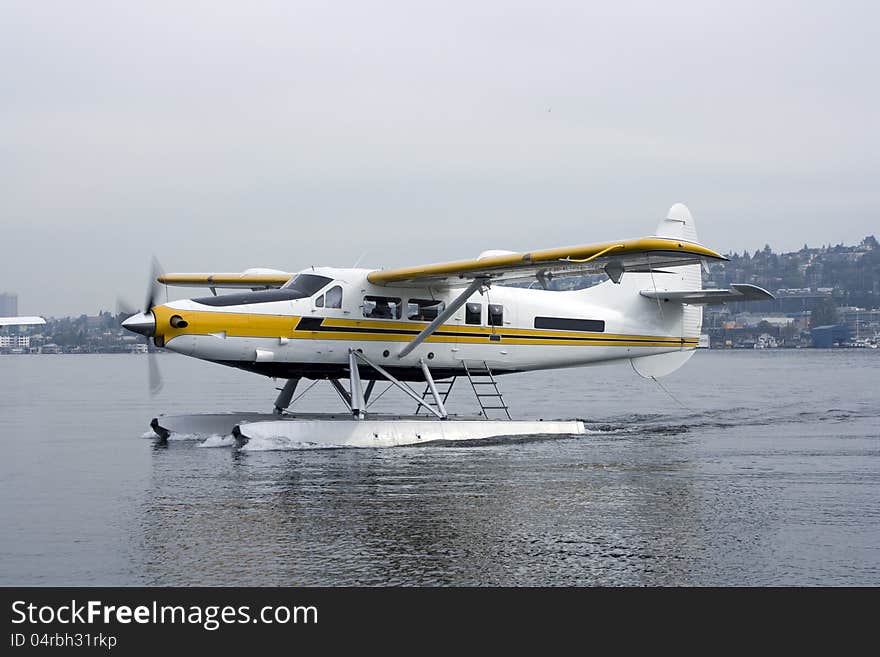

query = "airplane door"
[[315, 282, 348, 318]]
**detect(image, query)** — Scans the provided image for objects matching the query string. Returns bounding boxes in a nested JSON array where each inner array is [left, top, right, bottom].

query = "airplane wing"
[[157, 269, 293, 289], [640, 283, 774, 305], [367, 237, 726, 287], [0, 316, 46, 326]]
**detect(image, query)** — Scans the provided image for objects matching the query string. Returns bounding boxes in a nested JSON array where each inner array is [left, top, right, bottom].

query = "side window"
[[407, 299, 446, 321], [315, 294, 324, 308], [363, 296, 402, 319], [325, 285, 343, 309], [466, 302, 482, 325], [488, 304, 504, 326]]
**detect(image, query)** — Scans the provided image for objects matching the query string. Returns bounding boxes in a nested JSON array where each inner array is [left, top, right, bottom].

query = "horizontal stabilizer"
[[639, 283, 773, 306]]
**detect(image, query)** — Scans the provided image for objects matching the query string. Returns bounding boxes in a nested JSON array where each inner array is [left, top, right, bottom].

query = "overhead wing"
[[640, 283, 774, 305], [157, 268, 293, 289], [0, 316, 46, 326], [367, 237, 726, 288]]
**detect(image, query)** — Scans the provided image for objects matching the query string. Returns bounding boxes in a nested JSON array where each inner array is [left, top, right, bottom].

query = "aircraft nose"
[[122, 311, 156, 336]]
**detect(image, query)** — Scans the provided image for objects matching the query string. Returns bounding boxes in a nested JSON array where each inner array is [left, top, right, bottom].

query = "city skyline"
[[4, 232, 877, 319]]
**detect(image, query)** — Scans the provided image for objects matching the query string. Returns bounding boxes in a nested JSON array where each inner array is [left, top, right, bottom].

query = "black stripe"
[[298, 320, 421, 336], [295, 317, 325, 331], [534, 316, 605, 332], [293, 317, 686, 344]]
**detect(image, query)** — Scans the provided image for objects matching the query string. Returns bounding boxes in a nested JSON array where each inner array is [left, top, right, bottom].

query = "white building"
[[0, 335, 30, 348]]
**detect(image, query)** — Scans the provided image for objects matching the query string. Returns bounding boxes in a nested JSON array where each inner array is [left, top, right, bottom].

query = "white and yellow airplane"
[[123, 204, 771, 445]]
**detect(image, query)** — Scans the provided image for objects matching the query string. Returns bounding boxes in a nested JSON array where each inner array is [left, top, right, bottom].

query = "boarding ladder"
[[415, 361, 512, 419], [463, 361, 512, 420]]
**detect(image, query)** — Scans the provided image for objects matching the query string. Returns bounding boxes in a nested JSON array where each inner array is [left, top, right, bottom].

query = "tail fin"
[[630, 203, 703, 378], [653, 202, 703, 339], [656, 202, 699, 243]]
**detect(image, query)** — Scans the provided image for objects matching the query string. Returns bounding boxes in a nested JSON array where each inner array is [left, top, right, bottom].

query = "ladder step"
[[463, 363, 510, 419]]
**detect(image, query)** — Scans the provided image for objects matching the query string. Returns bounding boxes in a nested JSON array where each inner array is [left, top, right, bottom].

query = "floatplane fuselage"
[[132, 267, 697, 381]]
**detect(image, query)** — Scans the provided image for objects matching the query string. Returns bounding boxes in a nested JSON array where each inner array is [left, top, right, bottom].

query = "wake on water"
[[137, 402, 879, 451]]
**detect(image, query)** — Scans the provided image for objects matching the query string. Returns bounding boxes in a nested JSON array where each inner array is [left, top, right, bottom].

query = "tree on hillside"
[[756, 320, 775, 335], [810, 298, 839, 327]]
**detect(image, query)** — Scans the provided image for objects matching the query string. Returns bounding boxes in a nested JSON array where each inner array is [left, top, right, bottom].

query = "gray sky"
[[2, 0, 877, 316]]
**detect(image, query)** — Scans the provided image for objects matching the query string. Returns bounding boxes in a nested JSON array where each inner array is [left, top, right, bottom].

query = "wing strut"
[[397, 277, 487, 358]]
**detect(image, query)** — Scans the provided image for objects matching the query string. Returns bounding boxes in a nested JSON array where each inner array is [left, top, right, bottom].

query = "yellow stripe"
[[319, 317, 689, 342], [153, 307, 697, 348], [294, 331, 697, 348]]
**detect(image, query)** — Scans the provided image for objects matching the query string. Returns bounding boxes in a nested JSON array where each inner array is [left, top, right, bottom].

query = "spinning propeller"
[[119, 257, 165, 395]]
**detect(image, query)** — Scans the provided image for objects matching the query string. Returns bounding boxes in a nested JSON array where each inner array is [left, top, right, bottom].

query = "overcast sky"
[[2, 0, 877, 316]]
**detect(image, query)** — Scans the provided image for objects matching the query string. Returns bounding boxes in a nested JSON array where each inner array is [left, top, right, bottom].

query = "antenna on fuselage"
[[352, 251, 368, 268]]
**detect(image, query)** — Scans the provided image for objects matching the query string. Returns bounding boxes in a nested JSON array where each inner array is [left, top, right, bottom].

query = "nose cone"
[[122, 311, 156, 336]]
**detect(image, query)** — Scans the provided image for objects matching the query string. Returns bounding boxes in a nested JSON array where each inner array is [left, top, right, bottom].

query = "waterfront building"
[[0, 335, 30, 348], [811, 324, 850, 348]]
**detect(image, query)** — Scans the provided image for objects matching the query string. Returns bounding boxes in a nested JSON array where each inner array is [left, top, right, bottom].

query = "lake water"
[[1, 350, 877, 586]]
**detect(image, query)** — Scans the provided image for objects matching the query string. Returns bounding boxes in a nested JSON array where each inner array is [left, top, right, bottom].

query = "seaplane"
[[122, 203, 772, 447]]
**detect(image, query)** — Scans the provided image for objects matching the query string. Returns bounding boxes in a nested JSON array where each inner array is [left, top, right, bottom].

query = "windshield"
[[281, 274, 333, 296]]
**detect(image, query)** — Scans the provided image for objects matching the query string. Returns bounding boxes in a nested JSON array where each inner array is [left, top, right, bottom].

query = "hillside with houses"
[[2, 236, 879, 354]]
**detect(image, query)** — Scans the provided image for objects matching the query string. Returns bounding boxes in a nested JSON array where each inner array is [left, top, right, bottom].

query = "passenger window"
[[407, 299, 446, 321], [315, 294, 324, 308], [466, 302, 482, 325], [363, 296, 402, 319], [325, 285, 343, 309], [488, 304, 504, 326]]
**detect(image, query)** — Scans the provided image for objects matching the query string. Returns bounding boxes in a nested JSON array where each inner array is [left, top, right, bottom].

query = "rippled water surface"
[[1, 350, 878, 585]]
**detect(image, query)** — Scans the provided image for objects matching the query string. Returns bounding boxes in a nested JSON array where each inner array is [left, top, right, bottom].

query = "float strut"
[[328, 379, 353, 411], [420, 359, 448, 418], [350, 350, 444, 419], [348, 350, 366, 419], [273, 378, 300, 415]]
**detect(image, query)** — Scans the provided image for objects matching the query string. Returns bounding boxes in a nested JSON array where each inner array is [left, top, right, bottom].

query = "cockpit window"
[[325, 285, 343, 309], [281, 274, 333, 296]]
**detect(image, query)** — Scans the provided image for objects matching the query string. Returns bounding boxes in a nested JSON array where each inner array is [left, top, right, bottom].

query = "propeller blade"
[[116, 296, 138, 317], [119, 257, 166, 396], [145, 256, 164, 312], [149, 344, 163, 396]]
